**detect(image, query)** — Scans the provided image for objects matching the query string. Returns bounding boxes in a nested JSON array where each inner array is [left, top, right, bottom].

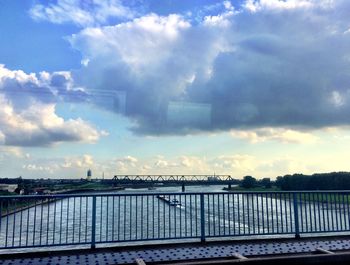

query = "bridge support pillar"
[[181, 182, 185, 192], [228, 183, 232, 189]]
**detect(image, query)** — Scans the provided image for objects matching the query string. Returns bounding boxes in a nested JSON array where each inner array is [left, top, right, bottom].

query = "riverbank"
[[223, 186, 350, 203], [0, 186, 125, 217], [223, 186, 281, 192], [51, 186, 124, 194]]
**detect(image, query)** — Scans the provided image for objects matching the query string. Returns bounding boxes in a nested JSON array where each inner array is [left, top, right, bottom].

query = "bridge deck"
[[2, 236, 350, 265]]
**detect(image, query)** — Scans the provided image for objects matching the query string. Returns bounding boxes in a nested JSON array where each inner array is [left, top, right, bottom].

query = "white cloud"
[[20, 154, 96, 176], [70, 14, 192, 73], [69, 12, 231, 134], [116, 155, 138, 165], [0, 131, 4, 144], [22, 163, 58, 174], [26, 0, 350, 137], [135, 155, 256, 176], [154, 159, 169, 168], [330, 90, 347, 107], [29, 0, 135, 27], [230, 127, 318, 144], [61, 154, 94, 168], [114, 155, 138, 172], [0, 64, 38, 85], [0, 95, 100, 146], [152, 156, 206, 171], [154, 158, 179, 169], [0, 146, 27, 160], [203, 1, 236, 27], [141, 164, 151, 172], [258, 156, 311, 176], [100, 130, 110, 136], [0, 65, 104, 147], [211, 155, 256, 172], [243, 0, 315, 12]]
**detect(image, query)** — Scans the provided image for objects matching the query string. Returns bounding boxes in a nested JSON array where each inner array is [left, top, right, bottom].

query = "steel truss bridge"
[[112, 175, 238, 189]]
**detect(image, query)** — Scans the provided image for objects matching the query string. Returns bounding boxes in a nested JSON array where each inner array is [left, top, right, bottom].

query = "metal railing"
[[113, 175, 233, 181], [1, 191, 350, 250]]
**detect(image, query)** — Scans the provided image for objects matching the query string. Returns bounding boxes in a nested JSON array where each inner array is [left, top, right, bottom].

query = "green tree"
[[260, 178, 271, 188], [241, 176, 257, 189]]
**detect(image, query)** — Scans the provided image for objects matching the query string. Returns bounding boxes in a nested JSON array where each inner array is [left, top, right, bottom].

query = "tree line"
[[239, 172, 350, 190], [275, 172, 350, 190]]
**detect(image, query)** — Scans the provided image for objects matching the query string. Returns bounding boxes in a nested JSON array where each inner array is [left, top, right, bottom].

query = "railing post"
[[293, 193, 300, 239], [200, 194, 206, 243], [91, 196, 97, 249]]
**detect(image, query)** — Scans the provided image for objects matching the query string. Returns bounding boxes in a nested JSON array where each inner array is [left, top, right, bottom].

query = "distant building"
[[0, 184, 18, 193], [87, 169, 92, 181]]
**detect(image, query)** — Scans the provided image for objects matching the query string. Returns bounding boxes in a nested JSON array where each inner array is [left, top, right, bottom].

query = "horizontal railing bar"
[[2, 190, 350, 199], [0, 241, 92, 249], [4, 231, 350, 250], [205, 232, 295, 237], [96, 236, 200, 244]]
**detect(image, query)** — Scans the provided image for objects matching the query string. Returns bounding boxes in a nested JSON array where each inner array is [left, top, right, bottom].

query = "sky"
[[1, 0, 350, 179]]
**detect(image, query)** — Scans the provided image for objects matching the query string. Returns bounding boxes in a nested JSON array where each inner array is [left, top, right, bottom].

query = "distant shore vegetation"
[[225, 172, 350, 191], [275, 172, 350, 191]]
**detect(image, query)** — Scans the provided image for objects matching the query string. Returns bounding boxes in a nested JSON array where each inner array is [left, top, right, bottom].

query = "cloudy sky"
[[1, 0, 350, 179]]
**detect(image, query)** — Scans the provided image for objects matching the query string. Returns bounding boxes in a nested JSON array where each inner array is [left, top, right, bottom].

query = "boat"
[[156, 195, 182, 207], [169, 198, 181, 206]]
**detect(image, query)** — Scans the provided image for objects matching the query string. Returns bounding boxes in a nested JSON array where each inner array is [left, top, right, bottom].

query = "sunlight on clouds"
[[0, 64, 38, 85], [21, 154, 95, 176], [0, 131, 4, 144], [203, 1, 236, 27], [230, 128, 318, 144], [116, 156, 138, 165], [114, 156, 138, 173], [212, 155, 256, 172], [244, 0, 315, 12], [70, 13, 191, 73], [179, 156, 206, 169], [0, 96, 101, 146], [0, 146, 26, 158], [62, 154, 94, 168], [0, 65, 105, 147], [258, 157, 310, 176]]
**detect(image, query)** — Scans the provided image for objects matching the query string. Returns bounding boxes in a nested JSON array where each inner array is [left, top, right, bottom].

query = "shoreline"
[[0, 187, 125, 217]]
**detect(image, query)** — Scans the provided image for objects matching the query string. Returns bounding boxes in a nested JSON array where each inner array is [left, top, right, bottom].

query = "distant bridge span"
[[112, 175, 238, 190]]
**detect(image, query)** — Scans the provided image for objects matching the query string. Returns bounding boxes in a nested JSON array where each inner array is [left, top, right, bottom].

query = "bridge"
[[1, 190, 350, 264], [112, 175, 238, 190]]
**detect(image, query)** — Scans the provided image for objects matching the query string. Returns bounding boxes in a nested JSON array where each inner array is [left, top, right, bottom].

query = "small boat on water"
[[169, 198, 181, 206], [156, 195, 182, 207]]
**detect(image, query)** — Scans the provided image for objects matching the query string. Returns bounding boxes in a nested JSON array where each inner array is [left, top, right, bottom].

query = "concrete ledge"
[[156, 252, 350, 265], [1, 236, 350, 265], [1, 234, 349, 259]]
